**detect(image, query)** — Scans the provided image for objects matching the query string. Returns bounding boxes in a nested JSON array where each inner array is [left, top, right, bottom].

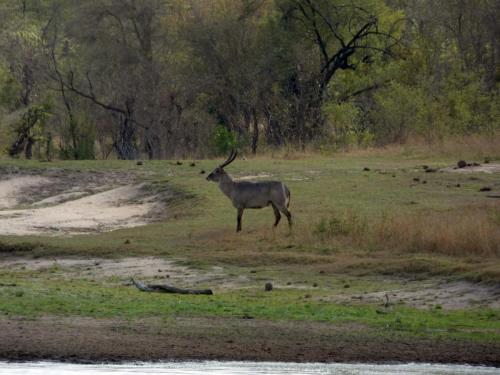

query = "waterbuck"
[[206, 150, 292, 232]]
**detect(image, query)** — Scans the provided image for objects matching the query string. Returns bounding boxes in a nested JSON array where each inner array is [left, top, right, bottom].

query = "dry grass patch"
[[337, 133, 500, 159], [307, 204, 500, 258], [186, 203, 500, 277], [373, 204, 500, 257]]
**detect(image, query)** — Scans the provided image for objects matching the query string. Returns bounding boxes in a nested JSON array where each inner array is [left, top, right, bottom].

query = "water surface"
[[1, 361, 499, 375]]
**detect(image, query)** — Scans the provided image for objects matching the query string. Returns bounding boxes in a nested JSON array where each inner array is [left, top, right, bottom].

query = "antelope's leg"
[[281, 207, 292, 226], [237, 208, 244, 232], [271, 203, 281, 227]]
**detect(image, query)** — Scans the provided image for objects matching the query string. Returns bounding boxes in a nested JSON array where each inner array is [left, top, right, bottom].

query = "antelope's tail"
[[285, 185, 291, 208]]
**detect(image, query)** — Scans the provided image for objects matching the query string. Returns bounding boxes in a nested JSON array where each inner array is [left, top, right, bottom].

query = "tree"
[[47, 0, 173, 159], [182, 0, 280, 154], [276, 0, 403, 145]]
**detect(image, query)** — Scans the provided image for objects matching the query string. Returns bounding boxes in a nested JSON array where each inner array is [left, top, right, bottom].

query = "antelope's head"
[[206, 150, 237, 182]]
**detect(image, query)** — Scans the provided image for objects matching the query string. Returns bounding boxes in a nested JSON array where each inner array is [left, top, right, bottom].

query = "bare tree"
[[278, 0, 402, 145]]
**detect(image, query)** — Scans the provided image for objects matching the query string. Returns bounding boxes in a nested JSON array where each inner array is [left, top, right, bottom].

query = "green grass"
[[0, 152, 499, 345], [1, 269, 499, 343], [2, 153, 498, 279]]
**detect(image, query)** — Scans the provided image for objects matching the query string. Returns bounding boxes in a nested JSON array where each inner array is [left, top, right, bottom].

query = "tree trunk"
[[25, 138, 34, 159], [144, 129, 161, 160], [251, 108, 259, 155], [114, 115, 137, 160]]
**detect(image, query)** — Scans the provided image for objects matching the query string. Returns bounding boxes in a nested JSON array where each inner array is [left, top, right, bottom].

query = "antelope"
[[206, 150, 292, 232]]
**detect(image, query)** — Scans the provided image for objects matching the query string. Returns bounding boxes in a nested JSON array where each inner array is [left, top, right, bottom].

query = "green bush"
[[212, 124, 239, 155]]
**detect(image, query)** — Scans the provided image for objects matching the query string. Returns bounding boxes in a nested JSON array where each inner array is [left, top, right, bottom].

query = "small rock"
[[413, 177, 420, 182], [136, 160, 143, 166], [363, 167, 370, 171], [484, 158, 490, 164], [479, 187, 492, 192], [319, 270, 325, 274], [286, 282, 292, 285], [250, 270, 257, 273], [313, 282, 318, 287], [124, 239, 131, 245], [158, 269, 162, 273], [176, 161, 183, 165], [190, 162, 196, 167], [456, 184, 461, 188], [457, 160, 467, 168], [422, 165, 429, 170], [425, 168, 437, 173], [422, 180, 427, 184], [344, 284, 350, 288], [472, 162, 481, 167], [200, 170, 206, 174], [265, 282, 273, 291]]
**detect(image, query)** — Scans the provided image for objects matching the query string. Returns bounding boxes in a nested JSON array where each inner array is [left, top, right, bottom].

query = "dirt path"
[[0, 316, 498, 365]]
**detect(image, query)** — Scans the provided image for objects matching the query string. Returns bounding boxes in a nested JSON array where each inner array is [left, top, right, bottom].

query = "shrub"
[[212, 124, 239, 155]]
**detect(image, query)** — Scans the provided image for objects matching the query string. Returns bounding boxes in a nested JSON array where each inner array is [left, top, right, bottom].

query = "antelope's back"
[[234, 180, 288, 208]]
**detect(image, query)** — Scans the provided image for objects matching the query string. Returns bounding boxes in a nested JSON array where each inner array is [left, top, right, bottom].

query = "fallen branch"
[[130, 278, 213, 295]]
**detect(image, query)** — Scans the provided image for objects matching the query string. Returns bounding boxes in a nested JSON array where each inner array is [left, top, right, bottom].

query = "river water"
[[0, 361, 499, 375]]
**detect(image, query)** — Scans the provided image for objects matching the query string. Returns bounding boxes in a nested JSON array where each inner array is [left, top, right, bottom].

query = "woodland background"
[[0, 0, 498, 160]]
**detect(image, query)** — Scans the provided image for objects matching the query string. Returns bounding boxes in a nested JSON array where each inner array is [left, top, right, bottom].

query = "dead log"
[[130, 278, 213, 295]]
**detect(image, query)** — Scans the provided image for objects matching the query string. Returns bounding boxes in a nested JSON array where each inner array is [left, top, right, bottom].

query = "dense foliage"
[[0, 0, 498, 159]]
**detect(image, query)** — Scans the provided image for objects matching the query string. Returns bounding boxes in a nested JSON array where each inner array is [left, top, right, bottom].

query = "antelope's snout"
[[206, 172, 216, 181]]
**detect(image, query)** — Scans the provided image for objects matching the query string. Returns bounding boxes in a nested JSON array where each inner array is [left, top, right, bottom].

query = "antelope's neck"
[[218, 174, 235, 199]]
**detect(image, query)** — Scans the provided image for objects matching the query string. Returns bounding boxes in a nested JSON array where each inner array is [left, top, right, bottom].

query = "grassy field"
[[1, 148, 500, 356]]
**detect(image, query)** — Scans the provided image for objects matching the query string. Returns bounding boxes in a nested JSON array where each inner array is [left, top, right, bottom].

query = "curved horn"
[[219, 150, 237, 168]]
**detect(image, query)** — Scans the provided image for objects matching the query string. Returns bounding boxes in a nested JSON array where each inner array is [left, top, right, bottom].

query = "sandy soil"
[[440, 163, 500, 174], [329, 280, 500, 310], [0, 172, 164, 235], [0, 257, 228, 286], [0, 176, 52, 209], [0, 316, 498, 365]]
